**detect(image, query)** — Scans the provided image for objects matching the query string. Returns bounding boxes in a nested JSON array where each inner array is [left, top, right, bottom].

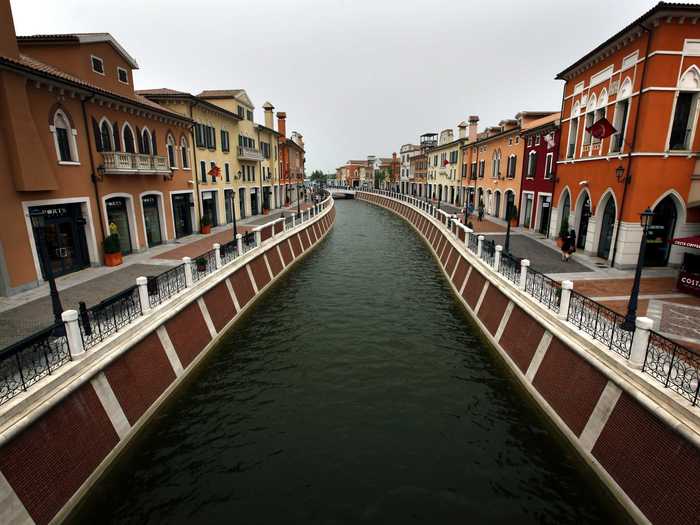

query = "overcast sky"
[[12, 0, 658, 173]]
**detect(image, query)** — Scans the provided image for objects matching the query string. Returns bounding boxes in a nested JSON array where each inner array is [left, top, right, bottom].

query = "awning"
[[672, 236, 700, 250]]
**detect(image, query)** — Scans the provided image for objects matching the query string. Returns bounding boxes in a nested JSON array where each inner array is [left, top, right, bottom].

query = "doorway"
[[201, 191, 218, 227], [645, 196, 678, 267], [142, 195, 163, 247], [225, 189, 234, 224], [597, 197, 616, 259], [539, 196, 551, 235], [577, 194, 591, 249], [239, 188, 247, 219], [495, 192, 502, 218], [172, 193, 193, 238], [250, 189, 259, 215], [105, 197, 133, 254]]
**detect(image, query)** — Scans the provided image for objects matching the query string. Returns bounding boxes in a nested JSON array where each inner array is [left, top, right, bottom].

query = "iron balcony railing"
[[192, 249, 218, 283], [237, 146, 264, 161], [566, 291, 633, 358], [643, 330, 700, 406], [147, 265, 187, 308], [525, 268, 562, 313], [79, 286, 143, 351], [498, 251, 520, 285]]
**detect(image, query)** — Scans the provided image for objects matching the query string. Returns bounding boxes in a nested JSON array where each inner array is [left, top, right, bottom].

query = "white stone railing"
[[101, 152, 171, 175]]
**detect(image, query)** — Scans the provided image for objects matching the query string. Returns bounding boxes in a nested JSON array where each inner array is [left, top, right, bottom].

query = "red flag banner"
[[586, 117, 616, 139], [443, 159, 450, 166], [208, 165, 221, 180]]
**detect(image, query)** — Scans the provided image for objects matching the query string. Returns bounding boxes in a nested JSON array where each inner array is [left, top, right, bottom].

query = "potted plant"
[[103, 223, 122, 266], [195, 256, 208, 272], [200, 215, 211, 234], [556, 216, 569, 248]]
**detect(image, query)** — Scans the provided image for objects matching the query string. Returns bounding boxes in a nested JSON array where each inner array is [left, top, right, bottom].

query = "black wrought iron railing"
[[498, 251, 520, 285], [643, 331, 700, 405], [79, 286, 143, 351], [525, 268, 562, 313], [467, 232, 478, 253], [481, 238, 495, 266], [147, 265, 186, 308], [220, 240, 238, 265], [192, 249, 217, 282], [0, 323, 70, 406], [566, 291, 633, 358]]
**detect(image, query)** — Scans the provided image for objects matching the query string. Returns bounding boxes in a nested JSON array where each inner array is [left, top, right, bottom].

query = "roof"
[[556, 2, 700, 79], [136, 88, 243, 121], [0, 53, 188, 121], [521, 112, 561, 132], [256, 123, 279, 136], [17, 33, 139, 69], [196, 89, 244, 98], [136, 88, 187, 96]]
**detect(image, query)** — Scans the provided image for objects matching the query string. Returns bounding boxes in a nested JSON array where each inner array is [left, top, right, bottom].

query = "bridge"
[[328, 187, 356, 199]]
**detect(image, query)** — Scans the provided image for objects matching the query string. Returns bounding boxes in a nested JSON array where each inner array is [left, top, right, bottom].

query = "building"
[[336, 160, 365, 187], [519, 112, 561, 235], [409, 150, 428, 197], [399, 143, 421, 194], [0, 7, 193, 295], [426, 124, 468, 207], [279, 116, 306, 203], [552, 2, 700, 268]]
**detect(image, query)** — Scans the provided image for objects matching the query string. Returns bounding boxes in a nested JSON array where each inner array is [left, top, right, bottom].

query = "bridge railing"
[[359, 188, 700, 408], [0, 190, 335, 408]]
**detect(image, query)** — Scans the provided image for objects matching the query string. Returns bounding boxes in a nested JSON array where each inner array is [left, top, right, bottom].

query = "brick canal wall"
[[357, 191, 700, 525], [0, 202, 336, 525]]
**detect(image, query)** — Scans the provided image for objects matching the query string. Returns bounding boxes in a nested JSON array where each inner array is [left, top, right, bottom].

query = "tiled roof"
[[0, 53, 188, 121], [197, 89, 244, 98], [17, 33, 139, 69], [521, 112, 561, 132], [135, 88, 188, 96]]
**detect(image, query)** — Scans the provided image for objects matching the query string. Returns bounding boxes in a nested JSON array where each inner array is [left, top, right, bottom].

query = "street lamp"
[[29, 211, 65, 328], [615, 165, 627, 183], [231, 190, 238, 240], [296, 183, 301, 218], [504, 201, 516, 253], [622, 207, 655, 330]]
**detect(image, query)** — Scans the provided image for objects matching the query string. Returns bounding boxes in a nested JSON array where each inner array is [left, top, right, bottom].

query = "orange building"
[[336, 160, 366, 188], [553, 2, 700, 268], [0, 2, 193, 295]]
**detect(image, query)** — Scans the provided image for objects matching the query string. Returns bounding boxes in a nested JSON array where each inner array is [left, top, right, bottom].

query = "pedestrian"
[[478, 204, 484, 222], [561, 229, 577, 262]]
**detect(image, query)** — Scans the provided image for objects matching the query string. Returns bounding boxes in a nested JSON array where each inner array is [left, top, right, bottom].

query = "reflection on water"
[[69, 200, 628, 524]]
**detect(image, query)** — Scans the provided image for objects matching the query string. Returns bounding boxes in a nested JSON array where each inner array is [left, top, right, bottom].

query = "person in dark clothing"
[[561, 229, 577, 262], [477, 204, 484, 222]]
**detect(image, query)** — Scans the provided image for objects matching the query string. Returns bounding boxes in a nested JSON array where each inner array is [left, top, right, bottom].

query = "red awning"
[[672, 236, 700, 250]]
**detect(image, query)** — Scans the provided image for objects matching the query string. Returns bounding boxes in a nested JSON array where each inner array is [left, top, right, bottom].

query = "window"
[[527, 136, 533, 147], [200, 160, 207, 182], [210, 161, 216, 182], [449, 150, 458, 164], [181, 137, 190, 168], [544, 153, 554, 179], [195, 123, 205, 148], [567, 113, 580, 159], [246, 110, 253, 121], [167, 135, 176, 168], [610, 99, 629, 153], [123, 124, 136, 153], [141, 128, 152, 155], [91, 55, 104, 75], [237, 106, 244, 119], [491, 150, 500, 178], [52, 110, 76, 162], [117, 67, 128, 84], [251, 165, 256, 181], [204, 125, 216, 149], [535, 134, 540, 146], [515, 136, 519, 144], [100, 120, 113, 152], [670, 92, 699, 150], [225, 163, 230, 182], [221, 130, 230, 152], [470, 162, 477, 179], [583, 95, 596, 147], [478, 159, 485, 178], [527, 151, 537, 178], [508, 137, 513, 145], [261, 142, 270, 158], [507, 154, 516, 178]]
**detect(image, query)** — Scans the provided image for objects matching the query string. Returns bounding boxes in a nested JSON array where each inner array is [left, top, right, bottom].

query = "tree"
[[374, 169, 387, 188], [310, 170, 326, 184]]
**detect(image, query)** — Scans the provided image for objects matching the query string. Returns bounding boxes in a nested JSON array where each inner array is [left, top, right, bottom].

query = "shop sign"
[[678, 270, 700, 297], [143, 196, 157, 206]]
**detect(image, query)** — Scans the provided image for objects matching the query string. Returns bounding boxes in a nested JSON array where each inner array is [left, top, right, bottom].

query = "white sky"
[[11, 0, 659, 173]]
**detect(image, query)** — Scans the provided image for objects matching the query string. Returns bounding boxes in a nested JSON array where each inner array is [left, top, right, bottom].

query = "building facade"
[[553, 3, 700, 268], [399, 143, 420, 194], [426, 125, 467, 207]]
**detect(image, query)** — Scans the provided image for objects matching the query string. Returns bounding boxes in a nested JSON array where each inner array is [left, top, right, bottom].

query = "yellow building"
[[426, 123, 468, 207]]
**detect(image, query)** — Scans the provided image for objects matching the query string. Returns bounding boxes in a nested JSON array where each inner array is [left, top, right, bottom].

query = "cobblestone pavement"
[[484, 234, 590, 274], [0, 263, 173, 347]]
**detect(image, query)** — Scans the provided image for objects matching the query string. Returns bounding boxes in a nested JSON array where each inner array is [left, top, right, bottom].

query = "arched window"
[[567, 102, 581, 158], [527, 150, 537, 177], [123, 124, 136, 153], [166, 134, 177, 169], [583, 94, 597, 147], [180, 137, 190, 169], [100, 119, 114, 152], [670, 66, 700, 150], [491, 150, 501, 178], [141, 128, 152, 155], [51, 109, 78, 163], [611, 80, 632, 153]]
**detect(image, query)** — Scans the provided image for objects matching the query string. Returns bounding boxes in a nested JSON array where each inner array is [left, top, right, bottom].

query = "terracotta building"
[[553, 2, 700, 268], [336, 160, 365, 187], [0, 4, 192, 295]]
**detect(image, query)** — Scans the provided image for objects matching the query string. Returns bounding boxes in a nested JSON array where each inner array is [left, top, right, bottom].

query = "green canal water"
[[69, 200, 628, 524]]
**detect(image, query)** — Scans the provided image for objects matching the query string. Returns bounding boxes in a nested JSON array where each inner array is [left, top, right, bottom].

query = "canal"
[[69, 200, 628, 524]]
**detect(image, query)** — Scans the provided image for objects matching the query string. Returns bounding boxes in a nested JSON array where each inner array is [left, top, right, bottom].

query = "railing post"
[[213, 243, 222, 269], [183, 256, 193, 287], [236, 233, 243, 255], [558, 280, 573, 320], [136, 276, 150, 312], [519, 259, 530, 290], [630, 316, 653, 369], [494, 245, 502, 270], [477, 235, 484, 257], [62, 309, 85, 358], [254, 229, 261, 247]]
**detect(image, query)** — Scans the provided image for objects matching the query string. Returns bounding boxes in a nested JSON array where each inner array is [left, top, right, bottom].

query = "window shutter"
[[135, 126, 142, 153], [113, 121, 121, 151], [91, 117, 103, 152], [212, 127, 217, 150], [151, 130, 158, 155]]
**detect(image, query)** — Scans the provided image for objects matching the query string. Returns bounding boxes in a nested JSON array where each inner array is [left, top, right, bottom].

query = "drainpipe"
[[80, 94, 106, 244], [188, 100, 200, 231], [548, 86, 567, 239], [610, 23, 653, 268]]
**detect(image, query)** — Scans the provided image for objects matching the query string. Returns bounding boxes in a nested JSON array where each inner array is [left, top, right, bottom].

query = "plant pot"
[[196, 263, 207, 272], [556, 237, 564, 248], [200, 224, 211, 234], [104, 251, 123, 267], [509, 218, 518, 227]]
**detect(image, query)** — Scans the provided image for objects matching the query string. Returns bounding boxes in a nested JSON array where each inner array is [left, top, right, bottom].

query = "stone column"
[[292, 215, 296, 228], [213, 243, 222, 269], [494, 245, 502, 270], [558, 280, 573, 320], [477, 235, 484, 257], [254, 229, 262, 247], [136, 276, 150, 312], [519, 259, 530, 290], [630, 316, 654, 369], [236, 233, 243, 255], [183, 257, 193, 287], [62, 309, 85, 358]]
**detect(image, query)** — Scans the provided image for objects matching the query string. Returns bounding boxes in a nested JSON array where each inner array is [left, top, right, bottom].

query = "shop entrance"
[[172, 193, 193, 238], [597, 197, 616, 259], [29, 203, 90, 279], [577, 195, 591, 249], [142, 195, 163, 247], [201, 191, 218, 227], [225, 189, 234, 224], [106, 197, 134, 254]]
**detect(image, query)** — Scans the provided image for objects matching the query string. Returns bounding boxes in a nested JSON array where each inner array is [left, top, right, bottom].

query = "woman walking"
[[561, 229, 576, 262]]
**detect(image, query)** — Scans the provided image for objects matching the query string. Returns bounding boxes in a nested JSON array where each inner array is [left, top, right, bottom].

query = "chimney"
[[277, 111, 286, 138], [458, 121, 467, 139], [468, 116, 479, 142], [0, 0, 19, 59], [263, 101, 274, 130]]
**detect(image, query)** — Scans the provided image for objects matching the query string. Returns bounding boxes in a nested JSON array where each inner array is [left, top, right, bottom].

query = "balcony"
[[101, 152, 170, 175], [238, 146, 264, 161]]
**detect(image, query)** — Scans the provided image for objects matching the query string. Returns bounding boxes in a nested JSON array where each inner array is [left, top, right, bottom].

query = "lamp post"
[[622, 207, 655, 330], [296, 182, 301, 218], [29, 212, 64, 327], [504, 201, 517, 254], [231, 189, 238, 240]]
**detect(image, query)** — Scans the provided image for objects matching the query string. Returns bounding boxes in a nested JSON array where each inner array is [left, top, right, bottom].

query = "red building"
[[519, 113, 560, 235]]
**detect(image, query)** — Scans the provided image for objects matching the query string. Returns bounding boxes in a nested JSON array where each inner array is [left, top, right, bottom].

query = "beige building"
[[426, 123, 468, 207]]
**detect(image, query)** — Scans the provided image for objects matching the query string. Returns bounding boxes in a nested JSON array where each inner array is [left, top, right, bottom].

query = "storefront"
[[538, 196, 551, 235], [250, 188, 259, 216], [172, 193, 194, 238], [28, 203, 90, 279], [224, 189, 234, 224], [201, 191, 218, 227], [239, 188, 247, 219], [673, 236, 700, 297], [142, 194, 163, 247], [105, 197, 133, 254]]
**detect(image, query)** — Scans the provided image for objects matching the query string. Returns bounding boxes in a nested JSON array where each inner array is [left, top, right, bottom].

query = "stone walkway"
[[484, 234, 590, 274]]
